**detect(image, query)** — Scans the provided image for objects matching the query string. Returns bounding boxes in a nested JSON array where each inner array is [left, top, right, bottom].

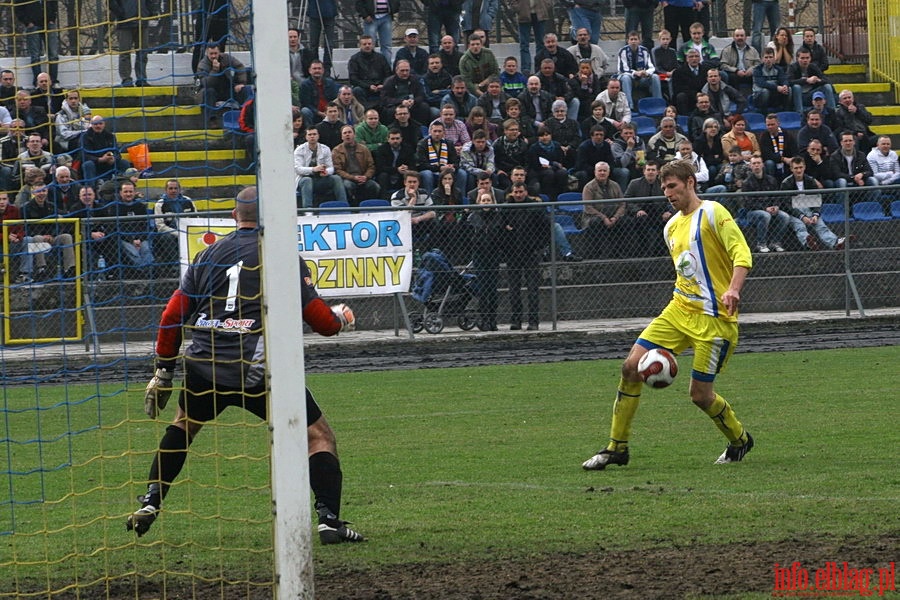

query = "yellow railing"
[[868, 0, 900, 103]]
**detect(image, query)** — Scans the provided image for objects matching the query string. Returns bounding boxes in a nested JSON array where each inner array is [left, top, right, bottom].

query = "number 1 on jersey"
[[225, 261, 243, 312]]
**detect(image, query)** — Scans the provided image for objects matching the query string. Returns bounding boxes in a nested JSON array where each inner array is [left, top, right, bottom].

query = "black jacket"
[[355, 0, 398, 18], [14, 0, 58, 26], [348, 50, 393, 90]]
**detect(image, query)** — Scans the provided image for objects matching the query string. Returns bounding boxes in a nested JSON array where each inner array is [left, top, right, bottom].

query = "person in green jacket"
[[354, 109, 389, 152], [459, 34, 499, 97]]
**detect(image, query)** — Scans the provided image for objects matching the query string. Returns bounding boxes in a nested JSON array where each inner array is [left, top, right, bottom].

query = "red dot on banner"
[[203, 232, 218, 245]]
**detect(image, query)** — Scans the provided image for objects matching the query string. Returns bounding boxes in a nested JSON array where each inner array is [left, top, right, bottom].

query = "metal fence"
[[2, 186, 898, 346]]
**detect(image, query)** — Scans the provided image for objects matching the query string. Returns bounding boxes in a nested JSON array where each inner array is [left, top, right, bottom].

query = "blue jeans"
[[363, 14, 393, 62], [747, 209, 790, 247], [298, 175, 348, 208], [619, 73, 662, 109], [552, 222, 573, 257], [790, 208, 838, 249], [462, 0, 498, 34], [568, 6, 601, 44], [624, 7, 655, 50], [518, 16, 546, 75], [792, 84, 835, 112], [26, 23, 59, 83], [120, 238, 154, 267], [751, 0, 781, 53], [426, 7, 461, 53], [82, 157, 131, 184]]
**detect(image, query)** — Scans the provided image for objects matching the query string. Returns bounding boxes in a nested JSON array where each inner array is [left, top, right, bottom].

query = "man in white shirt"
[[294, 128, 348, 208]]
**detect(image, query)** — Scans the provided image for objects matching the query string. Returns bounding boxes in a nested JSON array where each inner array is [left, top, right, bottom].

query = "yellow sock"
[[606, 378, 642, 452], [702, 394, 746, 445]]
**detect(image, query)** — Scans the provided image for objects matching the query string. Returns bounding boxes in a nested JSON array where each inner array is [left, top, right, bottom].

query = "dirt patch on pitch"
[[314, 533, 899, 599]]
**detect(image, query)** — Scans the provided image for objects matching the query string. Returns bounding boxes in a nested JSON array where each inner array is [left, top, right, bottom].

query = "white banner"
[[179, 211, 413, 298]]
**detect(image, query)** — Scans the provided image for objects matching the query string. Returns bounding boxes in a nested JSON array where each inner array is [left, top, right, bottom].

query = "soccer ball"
[[637, 348, 678, 388]]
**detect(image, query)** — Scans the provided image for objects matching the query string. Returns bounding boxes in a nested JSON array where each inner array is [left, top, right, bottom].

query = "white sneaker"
[[771, 243, 785, 252], [756, 245, 770, 253]]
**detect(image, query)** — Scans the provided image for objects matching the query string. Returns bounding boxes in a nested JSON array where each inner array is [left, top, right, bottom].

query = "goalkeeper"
[[128, 186, 364, 545]]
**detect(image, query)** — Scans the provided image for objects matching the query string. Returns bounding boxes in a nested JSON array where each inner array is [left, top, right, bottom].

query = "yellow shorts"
[[637, 301, 739, 382]]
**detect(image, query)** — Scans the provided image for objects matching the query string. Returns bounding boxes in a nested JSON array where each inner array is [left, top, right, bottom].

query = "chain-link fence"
[[2, 185, 897, 345]]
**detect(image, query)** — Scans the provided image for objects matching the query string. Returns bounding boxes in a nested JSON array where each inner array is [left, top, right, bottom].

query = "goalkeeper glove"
[[144, 368, 174, 418], [331, 303, 356, 332]]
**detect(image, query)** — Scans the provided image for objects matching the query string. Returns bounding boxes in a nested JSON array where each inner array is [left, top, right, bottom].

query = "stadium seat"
[[539, 194, 551, 203], [318, 200, 351, 214], [676, 115, 689, 133], [637, 97, 667, 118], [851, 201, 890, 222], [634, 116, 657, 138], [820, 203, 852, 223], [891, 200, 900, 219], [222, 110, 242, 132], [776, 111, 803, 131], [556, 192, 584, 214], [554, 214, 583, 235], [743, 111, 766, 133], [359, 198, 390, 207]]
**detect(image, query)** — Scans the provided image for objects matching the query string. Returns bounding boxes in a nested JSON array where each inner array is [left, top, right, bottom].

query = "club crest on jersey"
[[675, 250, 698, 279], [194, 313, 256, 333]]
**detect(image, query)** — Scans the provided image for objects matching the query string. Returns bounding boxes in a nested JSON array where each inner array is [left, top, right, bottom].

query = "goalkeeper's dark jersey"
[[178, 227, 321, 388]]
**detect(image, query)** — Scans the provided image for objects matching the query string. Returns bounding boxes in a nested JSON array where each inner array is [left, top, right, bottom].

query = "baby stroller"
[[409, 249, 479, 334]]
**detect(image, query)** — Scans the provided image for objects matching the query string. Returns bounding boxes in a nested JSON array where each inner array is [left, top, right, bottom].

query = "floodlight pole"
[[252, 1, 315, 597]]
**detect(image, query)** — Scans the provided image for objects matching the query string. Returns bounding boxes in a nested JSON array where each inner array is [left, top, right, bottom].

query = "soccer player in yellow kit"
[[583, 160, 755, 470]]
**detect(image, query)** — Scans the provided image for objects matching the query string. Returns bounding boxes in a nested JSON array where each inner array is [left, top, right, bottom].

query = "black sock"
[[309, 451, 342, 519], [145, 424, 192, 507]]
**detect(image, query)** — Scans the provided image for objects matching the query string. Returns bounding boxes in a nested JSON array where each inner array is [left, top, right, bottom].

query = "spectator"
[[308, 0, 338, 76], [294, 128, 347, 209], [768, 27, 794, 68], [427, 165, 467, 258], [568, 27, 610, 79], [810, 92, 837, 131], [152, 179, 195, 268], [46, 165, 81, 212], [65, 185, 111, 275], [624, 0, 657, 51], [500, 56, 528, 97], [97, 166, 141, 204], [475, 77, 509, 124], [595, 78, 632, 132], [833, 89, 876, 153], [503, 182, 548, 330], [514, 0, 551, 74], [662, 0, 697, 44], [391, 171, 437, 243], [616, 31, 662, 111], [464, 106, 497, 142], [647, 116, 688, 164], [381, 60, 431, 125], [0, 70, 18, 113], [299, 60, 340, 126], [354, 109, 388, 154], [335, 86, 367, 127], [672, 49, 709, 116], [348, 35, 393, 109], [493, 119, 530, 189], [423, 0, 462, 55], [0, 191, 28, 281], [581, 100, 617, 142], [438, 35, 463, 76], [15, 90, 51, 147], [518, 75, 553, 126], [15, 165, 47, 207], [537, 58, 580, 122], [432, 105, 470, 150], [800, 138, 837, 188], [702, 69, 746, 119], [20, 184, 76, 280], [867, 136, 900, 187], [751, 47, 791, 114], [287, 27, 314, 84], [719, 28, 759, 94], [462, 0, 497, 44], [759, 113, 798, 179], [54, 88, 91, 154], [565, 0, 602, 46], [799, 28, 829, 73], [504, 97, 536, 142], [545, 99, 581, 166], [751, 0, 781, 54], [535, 32, 579, 79], [676, 22, 720, 70], [80, 115, 130, 185], [316, 102, 345, 149], [30, 73, 63, 124], [459, 34, 499, 97], [623, 160, 670, 255], [356, 0, 398, 62], [610, 121, 648, 182], [581, 160, 626, 258], [425, 54, 454, 111], [196, 44, 252, 128], [677, 138, 709, 189], [787, 48, 835, 113], [107, 180, 154, 272], [190, 0, 228, 73], [13, 133, 52, 189], [332, 124, 380, 204], [797, 109, 838, 156], [527, 126, 568, 200], [467, 190, 504, 331], [291, 107, 308, 149], [780, 156, 846, 251], [706, 146, 751, 213], [442, 76, 478, 119], [742, 154, 789, 253], [395, 28, 429, 76], [459, 130, 495, 192], [465, 170, 504, 204], [390, 105, 424, 150], [416, 121, 460, 195], [720, 114, 760, 158], [14, 0, 59, 84], [569, 60, 606, 122], [693, 117, 725, 181], [0, 120, 27, 192], [651, 29, 678, 97], [829, 130, 878, 196], [688, 93, 723, 140], [374, 128, 416, 198], [109, 0, 154, 86], [574, 124, 619, 189]]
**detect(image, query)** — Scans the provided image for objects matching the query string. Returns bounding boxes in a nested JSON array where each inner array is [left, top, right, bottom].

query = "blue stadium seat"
[[554, 214, 583, 235], [676, 115, 689, 133], [743, 111, 766, 133], [891, 200, 900, 219], [820, 203, 851, 223], [851, 201, 890, 221], [359, 198, 390, 208], [634, 116, 657, 138], [539, 194, 551, 203], [222, 110, 242, 132], [776, 111, 803, 131], [318, 200, 351, 214], [637, 97, 667, 118], [556, 192, 583, 214]]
